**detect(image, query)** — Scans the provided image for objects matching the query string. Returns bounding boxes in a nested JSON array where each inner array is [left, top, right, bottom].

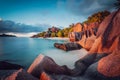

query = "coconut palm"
[[114, 0, 120, 9]]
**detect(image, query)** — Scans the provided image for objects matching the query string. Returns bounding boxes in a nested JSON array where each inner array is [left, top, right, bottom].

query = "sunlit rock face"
[[40, 72, 52, 80], [83, 22, 99, 31], [73, 23, 83, 32], [90, 10, 120, 53], [98, 29, 120, 76], [69, 22, 99, 50], [89, 10, 120, 77], [78, 35, 96, 50], [98, 49, 120, 77], [27, 54, 44, 77], [27, 54, 71, 78], [68, 10, 120, 78]]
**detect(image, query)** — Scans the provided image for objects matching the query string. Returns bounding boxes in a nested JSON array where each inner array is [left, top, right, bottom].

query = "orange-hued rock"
[[88, 10, 120, 77], [83, 22, 99, 31], [97, 36, 120, 77], [5, 69, 39, 80], [77, 35, 96, 51], [40, 72, 51, 80], [98, 49, 120, 77], [84, 35, 96, 50], [69, 22, 99, 49], [89, 10, 120, 53], [69, 32, 76, 42], [27, 54, 44, 75], [27, 54, 71, 78], [73, 23, 83, 32]]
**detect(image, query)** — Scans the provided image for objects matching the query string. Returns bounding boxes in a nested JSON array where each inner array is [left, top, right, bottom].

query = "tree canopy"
[[83, 10, 110, 24]]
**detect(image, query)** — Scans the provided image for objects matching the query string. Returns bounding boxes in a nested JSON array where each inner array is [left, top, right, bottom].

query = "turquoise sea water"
[[0, 37, 87, 69]]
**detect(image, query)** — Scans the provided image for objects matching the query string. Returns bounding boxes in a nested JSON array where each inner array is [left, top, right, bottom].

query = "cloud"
[[64, 0, 116, 17], [0, 20, 51, 33], [4, 32, 38, 37]]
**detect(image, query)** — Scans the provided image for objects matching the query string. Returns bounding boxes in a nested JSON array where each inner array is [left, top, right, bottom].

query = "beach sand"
[[39, 37, 69, 40]]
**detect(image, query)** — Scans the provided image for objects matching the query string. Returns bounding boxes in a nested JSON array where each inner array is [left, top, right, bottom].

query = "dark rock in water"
[[0, 61, 24, 70], [54, 42, 82, 51], [54, 43, 67, 51], [4, 69, 39, 80], [27, 54, 71, 78], [0, 34, 16, 37]]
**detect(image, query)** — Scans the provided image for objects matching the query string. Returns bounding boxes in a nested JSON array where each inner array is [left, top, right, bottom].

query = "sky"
[[0, 0, 116, 27]]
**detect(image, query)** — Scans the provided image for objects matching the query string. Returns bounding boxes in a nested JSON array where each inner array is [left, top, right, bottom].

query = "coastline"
[[39, 37, 69, 40], [44, 48, 88, 69]]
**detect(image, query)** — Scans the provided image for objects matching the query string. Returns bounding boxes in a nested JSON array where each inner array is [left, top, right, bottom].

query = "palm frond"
[[114, 0, 120, 9]]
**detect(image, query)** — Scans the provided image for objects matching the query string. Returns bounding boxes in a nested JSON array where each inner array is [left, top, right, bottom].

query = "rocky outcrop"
[[54, 42, 82, 51], [73, 23, 83, 32], [39, 10, 120, 79], [89, 10, 120, 53], [4, 69, 39, 80], [54, 43, 67, 51], [40, 72, 52, 80], [88, 10, 120, 77], [0, 61, 23, 70], [0, 34, 16, 37], [69, 22, 99, 40], [2, 10, 120, 80], [68, 22, 99, 50], [27, 54, 71, 78]]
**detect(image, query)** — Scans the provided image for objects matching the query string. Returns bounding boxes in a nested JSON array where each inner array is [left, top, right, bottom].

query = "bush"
[[83, 10, 110, 24], [57, 31, 64, 37], [51, 32, 56, 37]]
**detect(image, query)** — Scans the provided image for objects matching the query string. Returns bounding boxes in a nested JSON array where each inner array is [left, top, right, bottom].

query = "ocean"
[[0, 37, 87, 70]]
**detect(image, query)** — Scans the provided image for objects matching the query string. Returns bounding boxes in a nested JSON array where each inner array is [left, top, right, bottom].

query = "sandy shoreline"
[[44, 48, 88, 69], [39, 37, 69, 40]]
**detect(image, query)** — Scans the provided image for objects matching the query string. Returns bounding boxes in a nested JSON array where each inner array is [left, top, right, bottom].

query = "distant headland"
[[0, 33, 16, 37]]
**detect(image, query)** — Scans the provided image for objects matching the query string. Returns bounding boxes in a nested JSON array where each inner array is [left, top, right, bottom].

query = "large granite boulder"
[[88, 10, 120, 77], [69, 22, 99, 43], [77, 35, 96, 51], [27, 54, 71, 78], [83, 22, 99, 31], [98, 49, 120, 77], [73, 23, 83, 32], [89, 10, 120, 53], [54, 43, 67, 51], [54, 42, 82, 51]]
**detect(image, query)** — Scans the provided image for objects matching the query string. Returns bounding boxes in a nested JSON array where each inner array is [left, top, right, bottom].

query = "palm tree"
[[102, 0, 120, 46], [114, 0, 120, 9]]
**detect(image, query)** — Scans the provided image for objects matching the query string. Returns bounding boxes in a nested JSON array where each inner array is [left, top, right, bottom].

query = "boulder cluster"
[[1, 10, 120, 80]]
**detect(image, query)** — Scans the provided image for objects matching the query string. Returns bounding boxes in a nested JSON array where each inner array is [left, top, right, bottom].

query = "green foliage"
[[33, 10, 111, 38], [51, 32, 56, 37], [57, 31, 64, 37], [114, 0, 120, 9], [37, 32, 46, 37], [83, 10, 110, 24], [59, 24, 74, 37]]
